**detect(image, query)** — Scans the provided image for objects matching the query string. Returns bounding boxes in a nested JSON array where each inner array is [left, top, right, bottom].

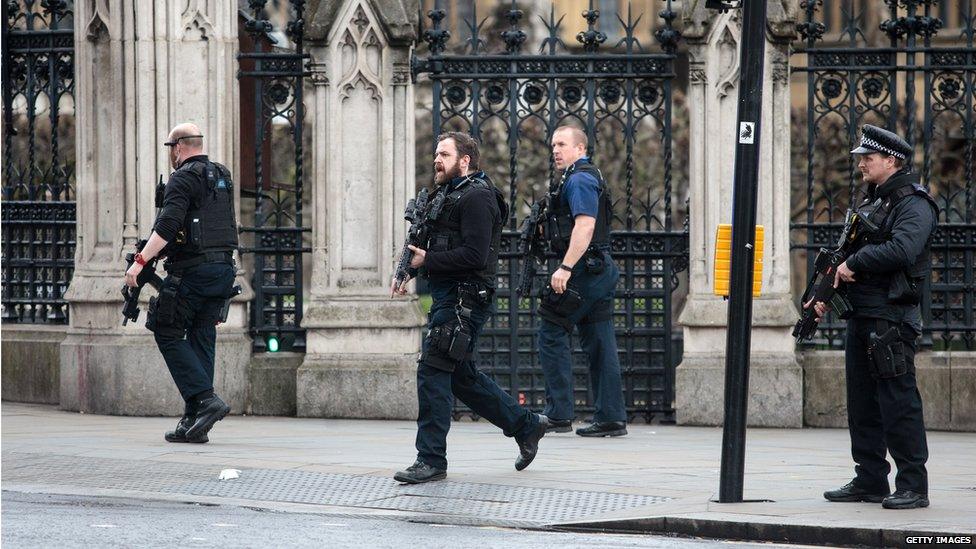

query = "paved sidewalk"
[[2, 403, 974, 547]]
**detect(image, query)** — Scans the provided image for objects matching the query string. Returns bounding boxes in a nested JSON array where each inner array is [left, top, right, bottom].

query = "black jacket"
[[845, 171, 938, 328], [424, 173, 504, 288]]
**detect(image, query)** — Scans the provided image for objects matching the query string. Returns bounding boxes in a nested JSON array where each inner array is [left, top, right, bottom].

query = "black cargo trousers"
[[147, 262, 235, 401]]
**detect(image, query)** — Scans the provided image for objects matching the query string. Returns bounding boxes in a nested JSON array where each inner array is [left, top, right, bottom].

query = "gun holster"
[[584, 248, 606, 275], [538, 285, 583, 332], [217, 285, 243, 324], [420, 283, 487, 372], [866, 320, 909, 379]]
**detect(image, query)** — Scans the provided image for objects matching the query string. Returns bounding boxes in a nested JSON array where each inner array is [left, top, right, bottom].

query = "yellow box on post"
[[713, 224, 764, 297]]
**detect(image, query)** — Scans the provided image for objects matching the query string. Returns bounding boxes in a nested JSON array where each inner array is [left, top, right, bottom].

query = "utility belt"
[[165, 250, 235, 273], [421, 281, 493, 372], [866, 318, 914, 379], [145, 270, 242, 339]]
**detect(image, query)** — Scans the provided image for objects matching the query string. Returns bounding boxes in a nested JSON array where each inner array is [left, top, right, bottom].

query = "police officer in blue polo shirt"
[[537, 125, 627, 437]]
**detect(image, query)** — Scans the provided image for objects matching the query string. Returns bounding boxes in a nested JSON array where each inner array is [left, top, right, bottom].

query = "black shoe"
[[515, 414, 548, 471], [394, 461, 447, 484], [185, 394, 230, 440], [575, 421, 627, 437], [546, 418, 572, 433], [164, 416, 209, 443], [823, 481, 889, 503], [882, 490, 929, 509]]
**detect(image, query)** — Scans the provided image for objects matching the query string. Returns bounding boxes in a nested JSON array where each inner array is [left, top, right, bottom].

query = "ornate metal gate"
[[238, 1, 311, 352], [793, 0, 975, 349], [1, 0, 75, 324], [412, 1, 687, 421]]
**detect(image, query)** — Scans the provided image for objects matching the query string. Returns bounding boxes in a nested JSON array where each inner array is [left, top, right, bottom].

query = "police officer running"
[[124, 123, 239, 443], [809, 124, 938, 509], [538, 126, 627, 437], [391, 132, 548, 484]]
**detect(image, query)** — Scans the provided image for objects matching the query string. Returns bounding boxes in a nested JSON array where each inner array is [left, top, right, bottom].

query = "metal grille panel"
[[237, 2, 311, 352], [793, 1, 976, 349], [413, 1, 688, 423], [2, 452, 670, 527], [1, 0, 76, 324]]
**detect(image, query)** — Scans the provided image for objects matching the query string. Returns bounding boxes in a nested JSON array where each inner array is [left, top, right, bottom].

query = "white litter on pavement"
[[218, 468, 241, 480]]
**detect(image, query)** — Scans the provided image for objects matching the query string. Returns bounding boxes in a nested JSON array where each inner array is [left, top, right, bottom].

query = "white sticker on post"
[[739, 122, 755, 144]]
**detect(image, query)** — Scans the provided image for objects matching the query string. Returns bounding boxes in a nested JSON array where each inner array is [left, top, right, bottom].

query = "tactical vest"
[[544, 162, 612, 254], [425, 174, 508, 286], [853, 178, 939, 281], [168, 159, 239, 261]]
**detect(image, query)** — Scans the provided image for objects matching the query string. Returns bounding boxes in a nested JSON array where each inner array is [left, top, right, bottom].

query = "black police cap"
[[850, 124, 912, 159]]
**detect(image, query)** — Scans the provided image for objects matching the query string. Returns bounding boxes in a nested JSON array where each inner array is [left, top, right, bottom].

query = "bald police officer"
[[811, 125, 938, 509], [124, 123, 238, 443]]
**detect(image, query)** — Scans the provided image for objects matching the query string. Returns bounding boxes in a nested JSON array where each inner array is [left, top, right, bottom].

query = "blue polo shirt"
[[562, 157, 601, 218]]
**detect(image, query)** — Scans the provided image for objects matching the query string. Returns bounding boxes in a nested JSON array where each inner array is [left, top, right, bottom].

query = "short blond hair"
[[554, 125, 587, 148]]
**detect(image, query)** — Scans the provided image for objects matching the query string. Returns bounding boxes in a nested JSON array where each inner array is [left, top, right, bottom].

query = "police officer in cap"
[[124, 123, 239, 443], [809, 124, 938, 509], [538, 125, 627, 437], [390, 131, 548, 483]]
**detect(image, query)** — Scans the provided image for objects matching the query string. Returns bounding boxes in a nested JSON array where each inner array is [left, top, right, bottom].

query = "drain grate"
[[2, 452, 669, 526]]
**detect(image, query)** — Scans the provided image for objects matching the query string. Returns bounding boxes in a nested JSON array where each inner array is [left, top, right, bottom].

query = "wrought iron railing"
[[413, 1, 687, 421], [1, 0, 76, 324], [793, 0, 975, 350]]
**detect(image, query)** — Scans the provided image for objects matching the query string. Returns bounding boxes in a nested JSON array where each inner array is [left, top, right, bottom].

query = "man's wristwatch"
[[558, 263, 573, 272], [134, 253, 148, 266]]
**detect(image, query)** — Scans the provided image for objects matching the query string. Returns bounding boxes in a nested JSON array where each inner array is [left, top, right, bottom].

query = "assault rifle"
[[121, 239, 164, 326], [393, 187, 446, 290], [515, 200, 547, 297], [792, 208, 860, 341]]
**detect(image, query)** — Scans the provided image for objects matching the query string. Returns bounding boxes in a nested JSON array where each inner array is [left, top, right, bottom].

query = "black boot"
[[545, 418, 572, 433], [823, 481, 889, 503], [185, 393, 230, 440], [575, 421, 627, 437], [394, 461, 447, 484], [882, 490, 929, 509], [164, 416, 208, 443], [515, 414, 549, 471]]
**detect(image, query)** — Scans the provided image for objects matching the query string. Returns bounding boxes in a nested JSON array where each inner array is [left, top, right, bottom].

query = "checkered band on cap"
[[859, 136, 907, 159]]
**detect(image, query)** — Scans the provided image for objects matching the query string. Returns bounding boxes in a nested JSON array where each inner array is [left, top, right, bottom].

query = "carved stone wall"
[[60, 0, 248, 416], [676, 0, 802, 427], [298, 0, 423, 419]]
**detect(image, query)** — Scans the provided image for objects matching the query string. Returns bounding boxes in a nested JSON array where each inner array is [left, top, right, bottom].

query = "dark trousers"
[[416, 280, 538, 471], [845, 316, 928, 494], [152, 262, 235, 403], [538, 253, 626, 423]]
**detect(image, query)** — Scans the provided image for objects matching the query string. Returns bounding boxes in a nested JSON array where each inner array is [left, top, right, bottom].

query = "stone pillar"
[[297, 0, 424, 419], [59, 0, 249, 415], [675, 1, 802, 427]]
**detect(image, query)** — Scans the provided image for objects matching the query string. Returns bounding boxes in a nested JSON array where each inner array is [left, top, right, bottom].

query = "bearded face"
[[433, 138, 465, 185]]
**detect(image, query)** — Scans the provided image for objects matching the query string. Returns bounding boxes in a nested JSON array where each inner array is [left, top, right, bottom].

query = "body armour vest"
[[852, 174, 939, 282], [544, 162, 612, 254], [425, 174, 508, 287], [168, 159, 239, 261]]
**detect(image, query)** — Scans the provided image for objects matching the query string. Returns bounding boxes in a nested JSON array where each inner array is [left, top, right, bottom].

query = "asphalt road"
[[1, 491, 815, 549]]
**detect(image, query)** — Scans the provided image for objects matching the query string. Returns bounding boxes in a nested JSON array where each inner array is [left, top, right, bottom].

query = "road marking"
[[90, 524, 118, 528]]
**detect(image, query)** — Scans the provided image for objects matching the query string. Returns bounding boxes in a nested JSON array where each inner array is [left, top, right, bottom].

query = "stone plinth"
[[675, 1, 801, 427]]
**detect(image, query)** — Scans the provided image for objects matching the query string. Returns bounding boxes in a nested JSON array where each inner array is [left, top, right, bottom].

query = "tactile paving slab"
[[2, 452, 669, 526]]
